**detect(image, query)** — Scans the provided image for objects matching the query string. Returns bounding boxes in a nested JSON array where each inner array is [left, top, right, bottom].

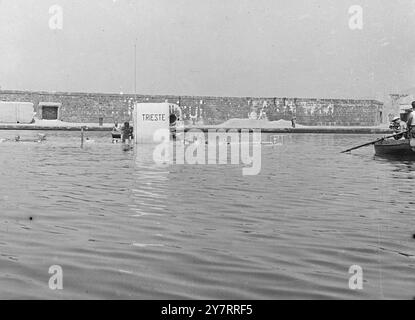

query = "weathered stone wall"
[[293, 98, 384, 126], [0, 90, 384, 126], [0, 91, 135, 123]]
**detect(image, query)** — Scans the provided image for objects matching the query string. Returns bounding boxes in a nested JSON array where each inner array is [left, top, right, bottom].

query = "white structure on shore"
[[133, 103, 182, 144], [0, 102, 34, 124]]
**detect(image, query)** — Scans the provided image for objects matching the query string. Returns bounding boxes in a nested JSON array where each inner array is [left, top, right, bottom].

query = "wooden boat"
[[111, 130, 134, 140], [374, 138, 415, 159], [111, 131, 121, 139]]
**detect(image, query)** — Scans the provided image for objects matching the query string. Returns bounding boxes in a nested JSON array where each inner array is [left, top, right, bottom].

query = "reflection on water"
[[385, 160, 415, 174], [0, 131, 414, 299]]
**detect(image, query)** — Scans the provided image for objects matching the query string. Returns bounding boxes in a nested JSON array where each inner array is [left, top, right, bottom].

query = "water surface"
[[0, 130, 414, 299]]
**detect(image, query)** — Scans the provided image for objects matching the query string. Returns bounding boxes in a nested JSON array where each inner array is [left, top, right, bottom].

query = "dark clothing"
[[393, 133, 404, 140], [389, 121, 406, 140], [389, 122, 400, 131], [121, 126, 133, 143]]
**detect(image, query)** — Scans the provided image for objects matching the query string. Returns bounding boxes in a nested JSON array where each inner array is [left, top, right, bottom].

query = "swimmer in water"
[[121, 122, 133, 150], [121, 122, 133, 144], [1, 134, 46, 143], [36, 133, 47, 142]]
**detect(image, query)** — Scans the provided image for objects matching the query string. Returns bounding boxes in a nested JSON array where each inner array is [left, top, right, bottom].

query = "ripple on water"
[[0, 132, 414, 299]]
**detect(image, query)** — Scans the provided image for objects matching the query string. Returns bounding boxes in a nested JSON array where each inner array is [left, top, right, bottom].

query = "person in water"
[[121, 122, 133, 144], [37, 133, 47, 142]]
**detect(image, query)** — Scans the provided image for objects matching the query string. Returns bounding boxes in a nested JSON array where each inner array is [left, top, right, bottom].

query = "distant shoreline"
[[0, 123, 392, 134]]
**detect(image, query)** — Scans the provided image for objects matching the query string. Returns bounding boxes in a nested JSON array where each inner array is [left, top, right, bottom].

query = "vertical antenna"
[[134, 42, 137, 98]]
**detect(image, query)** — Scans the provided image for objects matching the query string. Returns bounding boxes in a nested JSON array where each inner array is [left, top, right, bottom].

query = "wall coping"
[[0, 90, 383, 105]]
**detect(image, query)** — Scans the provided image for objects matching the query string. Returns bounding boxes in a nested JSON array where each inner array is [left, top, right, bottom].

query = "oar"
[[340, 130, 408, 153]]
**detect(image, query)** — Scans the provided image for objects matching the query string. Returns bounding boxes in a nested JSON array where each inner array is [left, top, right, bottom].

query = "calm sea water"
[[0, 130, 414, 299]]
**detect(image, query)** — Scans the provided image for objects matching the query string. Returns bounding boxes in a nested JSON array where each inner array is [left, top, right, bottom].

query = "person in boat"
[[111, 122, 121, 143], [121, 122, 133, 144], [407, 101, 415, 138], [389, 116, 406, 140], [112, 122, 121, 132]]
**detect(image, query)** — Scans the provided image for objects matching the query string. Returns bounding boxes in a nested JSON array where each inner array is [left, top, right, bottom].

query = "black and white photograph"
[[0, 0, 414, 303]]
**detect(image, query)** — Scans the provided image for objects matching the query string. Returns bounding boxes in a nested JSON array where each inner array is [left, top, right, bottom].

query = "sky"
[[1, 0, 415, 100]]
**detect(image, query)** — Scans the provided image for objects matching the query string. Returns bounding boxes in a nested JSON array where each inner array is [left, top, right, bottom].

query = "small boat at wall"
[[111, 129, 134, 140], [111, 131, 121, 139], [374, 139, 415, 159]]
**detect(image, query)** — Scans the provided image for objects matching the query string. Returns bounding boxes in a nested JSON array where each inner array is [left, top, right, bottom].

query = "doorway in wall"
[[39, 103, 61, 120]]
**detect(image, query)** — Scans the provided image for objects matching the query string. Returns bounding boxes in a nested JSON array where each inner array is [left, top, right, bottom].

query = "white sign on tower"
[[133, 103, 171, 144]]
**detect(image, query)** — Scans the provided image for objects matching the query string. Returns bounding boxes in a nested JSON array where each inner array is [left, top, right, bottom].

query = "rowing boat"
[[112, 131, 121, 139], [374, 139, 415, 159], [111, 131, 134, 140]]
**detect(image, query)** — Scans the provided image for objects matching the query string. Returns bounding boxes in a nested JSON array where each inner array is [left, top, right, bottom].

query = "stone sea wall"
[[0, 90, 384, 126]]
